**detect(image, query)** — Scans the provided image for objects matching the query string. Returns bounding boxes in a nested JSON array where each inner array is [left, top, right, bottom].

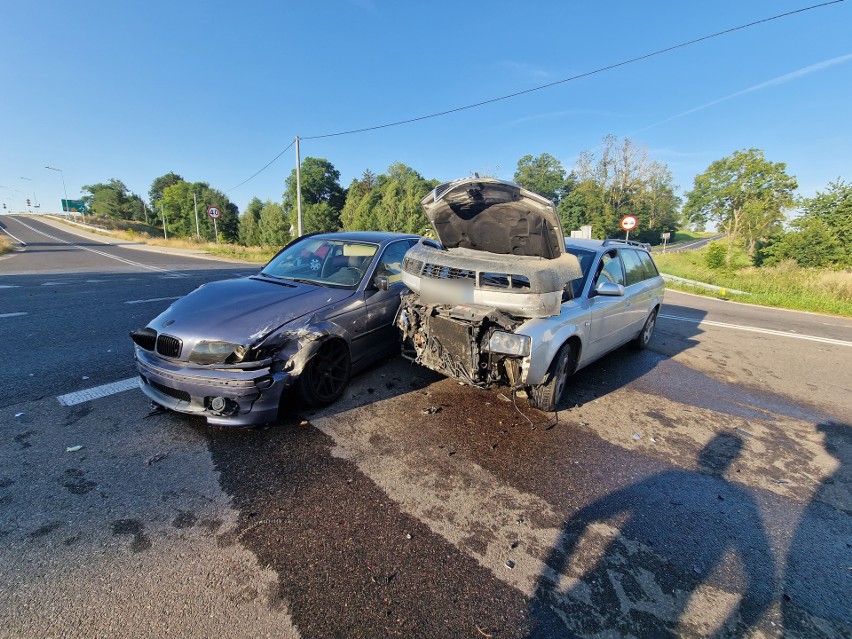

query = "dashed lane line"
[[57, 377, 140, 406], [125, 296, 182, 305], [659, 313, 852, 347], [9, 217, 177, 274]]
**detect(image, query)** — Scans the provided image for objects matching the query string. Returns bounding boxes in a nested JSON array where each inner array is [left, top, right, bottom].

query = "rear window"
[[637, 250, 659, 278], [620, 249, 647, 286]]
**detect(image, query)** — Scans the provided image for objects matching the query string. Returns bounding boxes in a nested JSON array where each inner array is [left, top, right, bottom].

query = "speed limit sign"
[[620, 215, 637, 231], [207, 205, 222, 219]]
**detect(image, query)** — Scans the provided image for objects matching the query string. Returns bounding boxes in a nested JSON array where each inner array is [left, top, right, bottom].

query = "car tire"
[[298, 339, 352, 407], [631, 308, 658, 350], [528, 342, 572, 412]]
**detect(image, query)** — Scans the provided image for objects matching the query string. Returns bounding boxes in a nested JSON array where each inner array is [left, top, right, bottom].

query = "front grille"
[[130, 328, 156, 351], [422, 263, 476, 281], [403, 256, 424, 275], [156, 334, 182, 358], [148, 379, 191, 403]]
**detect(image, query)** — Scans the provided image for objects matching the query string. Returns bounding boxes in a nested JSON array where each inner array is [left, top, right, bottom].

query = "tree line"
[[79, 134, 849, 269]]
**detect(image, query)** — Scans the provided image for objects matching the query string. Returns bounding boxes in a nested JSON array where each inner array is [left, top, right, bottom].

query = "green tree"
[[683, 149, 797, 264], [513, 153, 570, 203], [160, 181, 240, 242], [258, 200, 290, 247], [340, 163, 437, 233], [82, 179, 131, 219], [239, 197, 263, 246], [283, 157, 345, 234], [798, 179, 852, 252], [149, 172, 184, 205]]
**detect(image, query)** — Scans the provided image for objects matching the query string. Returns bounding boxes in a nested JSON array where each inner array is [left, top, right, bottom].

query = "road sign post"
[[661, 231, 671, 252], [620, 215, 638, 241], [207, 205, 221, 247]]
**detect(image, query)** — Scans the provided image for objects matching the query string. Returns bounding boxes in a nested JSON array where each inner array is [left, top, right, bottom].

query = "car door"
[[587, 250, 633, 359], [620, 248, 656, 336], [360, 239, 418, 363]]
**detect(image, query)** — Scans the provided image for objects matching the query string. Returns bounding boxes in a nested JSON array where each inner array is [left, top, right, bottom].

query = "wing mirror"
[[595, 281, 625, 297], [374, 275, 390, 291]]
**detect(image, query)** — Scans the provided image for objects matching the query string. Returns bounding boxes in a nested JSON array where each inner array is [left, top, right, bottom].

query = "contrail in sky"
[[629, 52, 852, 135]]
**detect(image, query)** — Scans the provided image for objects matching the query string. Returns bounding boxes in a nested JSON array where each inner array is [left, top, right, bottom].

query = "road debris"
[[299, 420, 310, 427], [632, 433, 642, 440], [145, 452, 169, 466], [735, 428, 754, 438], [15, 412, 24, 418], [421, 406, 442, 414], [505, 559, 516, 569], [477, 626, 494, 638], [65, 445, 83, 453]]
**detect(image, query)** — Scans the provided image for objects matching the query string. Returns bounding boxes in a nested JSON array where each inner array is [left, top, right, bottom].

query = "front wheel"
[[298, 339, 352, 406], [631, 308, 658, 350], [528, 342, 572, 412]]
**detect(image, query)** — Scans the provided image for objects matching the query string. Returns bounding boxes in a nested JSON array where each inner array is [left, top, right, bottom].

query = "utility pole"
[[161, 205, 168, 239], [143, 201, 148, 225], [295, 135, 303, 237], [193, 192, 200, 237]]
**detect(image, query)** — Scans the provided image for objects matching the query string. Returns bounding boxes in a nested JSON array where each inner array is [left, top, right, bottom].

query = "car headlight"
[[485, 331, 531, 357], [188, 341, 247, 365]]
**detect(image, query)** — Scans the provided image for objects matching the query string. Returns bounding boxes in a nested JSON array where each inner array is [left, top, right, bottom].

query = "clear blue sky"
[[2, 0, 850, 216]]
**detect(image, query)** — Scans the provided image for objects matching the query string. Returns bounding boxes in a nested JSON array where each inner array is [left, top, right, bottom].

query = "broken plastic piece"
[[66, 445, 83, 452]]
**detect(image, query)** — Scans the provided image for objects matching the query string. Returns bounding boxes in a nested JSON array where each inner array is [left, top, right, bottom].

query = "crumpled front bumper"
[[134, 347, 294, 426]]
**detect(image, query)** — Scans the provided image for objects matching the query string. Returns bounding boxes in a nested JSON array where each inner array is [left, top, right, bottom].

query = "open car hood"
[[420, 177, 564, 258]]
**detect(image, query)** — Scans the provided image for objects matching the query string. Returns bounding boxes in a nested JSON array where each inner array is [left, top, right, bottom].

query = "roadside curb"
[[661, 273, 749, 296]]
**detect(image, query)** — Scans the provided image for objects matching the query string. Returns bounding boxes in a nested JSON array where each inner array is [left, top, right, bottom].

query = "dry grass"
[[0, 235, 13, 255]]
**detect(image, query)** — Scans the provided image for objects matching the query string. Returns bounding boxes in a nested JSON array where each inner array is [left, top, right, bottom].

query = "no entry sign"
[[620, 215, 637, 231]]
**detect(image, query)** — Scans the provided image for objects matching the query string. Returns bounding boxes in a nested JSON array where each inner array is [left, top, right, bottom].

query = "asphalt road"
[[1, 215, 850, 639]]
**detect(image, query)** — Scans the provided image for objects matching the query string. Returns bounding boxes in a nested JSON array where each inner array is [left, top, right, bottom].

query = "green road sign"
[[62, 199, 87, 213]]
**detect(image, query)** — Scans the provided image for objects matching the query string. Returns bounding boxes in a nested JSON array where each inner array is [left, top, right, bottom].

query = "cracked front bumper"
[[134, 348, 295, 426]]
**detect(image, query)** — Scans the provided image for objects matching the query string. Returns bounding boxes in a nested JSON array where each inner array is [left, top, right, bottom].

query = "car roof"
[[309, 231, 421, 244], [565, 238, 652, 253]]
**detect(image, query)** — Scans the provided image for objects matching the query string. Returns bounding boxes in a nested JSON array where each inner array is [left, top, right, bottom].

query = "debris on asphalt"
[[144, 402, 165, 418], [477, 626, 494, 638], [773, 479, 791, 485], [145, 452, 169, 466], [735, 428, 754, 438], [406, 533, 412, 540], [510, 541, 519, 549], [15, 412, 24, 418], [421, 406, 442, 414], [497, 393, 511, 403], [505, 559, 516, 569], [299, 420, 310, 427], [65, 445, 83, 453], [579, 421, 589, 427], [632, 433, 642, 440]]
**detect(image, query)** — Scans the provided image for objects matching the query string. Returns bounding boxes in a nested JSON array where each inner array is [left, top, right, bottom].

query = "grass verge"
[[0, 235, 13, 255], [655, 250, 852, 317]]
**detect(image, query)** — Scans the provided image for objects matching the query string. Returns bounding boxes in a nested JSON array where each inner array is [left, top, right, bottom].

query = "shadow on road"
[[526, 433, 776, 638], [782, 421, 852, 637]]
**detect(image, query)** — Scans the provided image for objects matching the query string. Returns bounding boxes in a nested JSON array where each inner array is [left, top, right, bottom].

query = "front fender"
[[516, 319, 583, 386]]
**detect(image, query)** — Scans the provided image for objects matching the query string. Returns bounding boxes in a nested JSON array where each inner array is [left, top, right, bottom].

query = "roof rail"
[[602, 238, 652, 250]]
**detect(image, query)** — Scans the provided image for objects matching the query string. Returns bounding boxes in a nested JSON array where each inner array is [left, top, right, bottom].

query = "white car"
[[397, 177, 665, 411]]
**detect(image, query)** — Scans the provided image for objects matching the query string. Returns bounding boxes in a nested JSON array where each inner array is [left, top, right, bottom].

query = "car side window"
[[637, 250, 659, 278], [374, 240, 412, 284], [621, 249, 647, 286], [594, 251, 625, 289]]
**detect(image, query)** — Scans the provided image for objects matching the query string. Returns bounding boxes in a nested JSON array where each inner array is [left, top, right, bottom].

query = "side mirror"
[[595, 281, 625, 297], [374, 275, 390, 291]]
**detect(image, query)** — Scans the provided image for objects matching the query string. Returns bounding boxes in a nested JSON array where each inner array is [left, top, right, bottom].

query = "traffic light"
[[27, 199, 31, 206]]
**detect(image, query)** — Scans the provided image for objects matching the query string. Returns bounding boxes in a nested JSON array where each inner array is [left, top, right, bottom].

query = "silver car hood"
[[421, 177, 564, 258]]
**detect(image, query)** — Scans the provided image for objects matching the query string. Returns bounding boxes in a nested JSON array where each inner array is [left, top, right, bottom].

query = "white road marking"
[[57, 377, 140, 406], [0, 312, 27, 318], [9, 217, 175, 274], [0, 225, 27, 245], [41, 281, 68, 286], [125, 296, 181, 304], [0, 285, 21, 289], [659, 313, 852, 347]]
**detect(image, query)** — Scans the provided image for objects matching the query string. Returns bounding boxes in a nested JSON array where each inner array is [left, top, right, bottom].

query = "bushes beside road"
[[655, 248, 852, 317], [0, 235, 13, 255]]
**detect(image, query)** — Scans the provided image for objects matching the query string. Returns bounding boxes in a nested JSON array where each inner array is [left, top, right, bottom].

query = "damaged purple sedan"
[[130, 231, 420, 426]]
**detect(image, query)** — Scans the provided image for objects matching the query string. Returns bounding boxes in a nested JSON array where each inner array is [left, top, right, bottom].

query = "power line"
[[229, 0, 845, 191], [227, 139, 295, 193]]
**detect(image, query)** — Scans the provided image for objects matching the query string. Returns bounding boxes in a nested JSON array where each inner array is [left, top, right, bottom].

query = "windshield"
[[565, 247, 597, 298], [262, 237, 379, 288]]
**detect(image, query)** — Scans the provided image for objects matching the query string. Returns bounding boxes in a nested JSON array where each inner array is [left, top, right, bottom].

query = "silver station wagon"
[[397, 177, 665, 411]]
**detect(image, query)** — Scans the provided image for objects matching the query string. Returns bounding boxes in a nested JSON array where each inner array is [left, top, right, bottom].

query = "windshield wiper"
[[282, 277, 328, 287]]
